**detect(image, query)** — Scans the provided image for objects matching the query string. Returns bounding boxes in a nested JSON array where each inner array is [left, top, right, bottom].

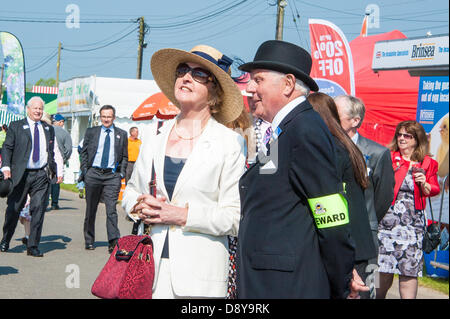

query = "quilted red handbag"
[[91, 235, 155, 299]]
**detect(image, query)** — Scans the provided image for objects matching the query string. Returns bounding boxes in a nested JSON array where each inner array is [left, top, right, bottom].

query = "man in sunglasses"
[[335, 94, 395, 299]]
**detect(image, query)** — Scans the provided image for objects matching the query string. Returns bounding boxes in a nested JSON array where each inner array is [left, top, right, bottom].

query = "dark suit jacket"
[[356, 135, 394, 227], [237, 100, 355, 299], [80, 125, 128, 178], [334, 139, 376, 262], [1, 118, 56, 187]]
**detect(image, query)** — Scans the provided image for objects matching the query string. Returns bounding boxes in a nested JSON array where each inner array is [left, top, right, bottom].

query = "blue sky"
[[1, 0, 448, 86]]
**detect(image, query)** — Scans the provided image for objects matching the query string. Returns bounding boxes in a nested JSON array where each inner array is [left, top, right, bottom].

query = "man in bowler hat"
[[0, 97, 57, 257], [236, 40, 355, 298]]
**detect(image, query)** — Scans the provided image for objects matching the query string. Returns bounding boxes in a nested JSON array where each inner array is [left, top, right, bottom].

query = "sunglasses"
[[397, 132, 414, 140], [175, 63, 215, 84]]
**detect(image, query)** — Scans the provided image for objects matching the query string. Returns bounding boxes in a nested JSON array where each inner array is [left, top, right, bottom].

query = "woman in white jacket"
[[122, 44, 245, 298]]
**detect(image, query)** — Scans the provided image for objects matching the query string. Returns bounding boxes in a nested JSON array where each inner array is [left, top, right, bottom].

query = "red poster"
[[308, 19, 355, 97]]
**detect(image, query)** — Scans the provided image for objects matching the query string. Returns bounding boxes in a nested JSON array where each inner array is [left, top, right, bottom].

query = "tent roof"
[[350, 30, 420, 145], [93, 77, 161, 118], [44, 98, 57, 114]]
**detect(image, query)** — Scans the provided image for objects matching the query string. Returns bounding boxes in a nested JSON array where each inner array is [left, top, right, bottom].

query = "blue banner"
[[416, 75, 449, 224]]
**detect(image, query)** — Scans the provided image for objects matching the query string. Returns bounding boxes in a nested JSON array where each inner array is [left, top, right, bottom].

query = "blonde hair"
[[41, 112, 52, 125]]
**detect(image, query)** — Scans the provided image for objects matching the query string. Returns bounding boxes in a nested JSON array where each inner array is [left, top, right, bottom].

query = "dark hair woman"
[[377, 120, 440, 299], [308, 92, 375, 299]]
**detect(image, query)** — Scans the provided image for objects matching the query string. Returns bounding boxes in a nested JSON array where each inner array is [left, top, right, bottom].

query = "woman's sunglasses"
[[175, 63, 215, 84], [397, 132, 414, 140]]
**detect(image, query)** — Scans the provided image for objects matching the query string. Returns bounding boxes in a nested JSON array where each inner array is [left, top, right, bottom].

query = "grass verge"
[[419, 265, 449, 295]]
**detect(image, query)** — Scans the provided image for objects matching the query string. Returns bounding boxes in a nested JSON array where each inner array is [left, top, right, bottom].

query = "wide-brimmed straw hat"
[[239, 40, 319, 92], [151, 45, 243, 125]]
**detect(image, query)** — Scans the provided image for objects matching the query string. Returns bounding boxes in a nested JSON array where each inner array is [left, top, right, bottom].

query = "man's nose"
[[246, 80, 256, 93]]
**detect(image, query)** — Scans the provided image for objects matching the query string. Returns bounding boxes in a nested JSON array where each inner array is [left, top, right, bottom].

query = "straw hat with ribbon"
[[151, 45, 243, 125]]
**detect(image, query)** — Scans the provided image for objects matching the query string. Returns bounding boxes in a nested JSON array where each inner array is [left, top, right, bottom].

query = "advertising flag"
[[0, 31, 26, 115], [308, 19, 355, 97]]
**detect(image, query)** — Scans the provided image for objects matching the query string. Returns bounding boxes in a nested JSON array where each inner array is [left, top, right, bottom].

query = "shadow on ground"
[[8, 234, 72, 254], [0, 266, 19, 276]]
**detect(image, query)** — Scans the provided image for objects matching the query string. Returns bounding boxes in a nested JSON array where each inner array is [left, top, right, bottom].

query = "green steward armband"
[[307, 193, 349, 229]]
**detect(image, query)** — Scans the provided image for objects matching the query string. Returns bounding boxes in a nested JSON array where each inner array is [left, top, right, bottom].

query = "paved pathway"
[[0, 189, 448, 299]]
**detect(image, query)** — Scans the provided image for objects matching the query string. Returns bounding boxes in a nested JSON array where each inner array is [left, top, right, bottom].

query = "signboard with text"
[[57, 75, 95, 113], [416, 75, 449, 224], [372, 35, 449, 71]]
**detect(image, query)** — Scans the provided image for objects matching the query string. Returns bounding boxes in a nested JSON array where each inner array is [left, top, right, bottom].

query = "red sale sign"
[[308, 19, 355, 97]]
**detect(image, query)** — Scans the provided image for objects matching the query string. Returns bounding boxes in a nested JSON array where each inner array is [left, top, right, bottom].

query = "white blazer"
[[122, 116, 245, 298]]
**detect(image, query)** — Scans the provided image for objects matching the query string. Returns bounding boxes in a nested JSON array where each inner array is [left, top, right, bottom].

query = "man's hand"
[[2, 170, 11, 180], [57, 176, 63, 184], [347, 268, 369, 299]]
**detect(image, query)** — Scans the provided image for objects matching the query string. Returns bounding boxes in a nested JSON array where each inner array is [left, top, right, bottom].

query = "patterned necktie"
[[100, 129, 111, 168], [32, 123, 40, 162], [263, 126, 273, 147]]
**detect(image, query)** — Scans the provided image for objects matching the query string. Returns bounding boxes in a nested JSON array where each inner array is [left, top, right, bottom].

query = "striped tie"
[[263, 126, 272, 146]]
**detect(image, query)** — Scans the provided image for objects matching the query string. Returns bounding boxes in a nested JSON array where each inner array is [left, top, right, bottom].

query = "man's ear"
[[352, 116, 361, 129], [282, 74, 296, 96]]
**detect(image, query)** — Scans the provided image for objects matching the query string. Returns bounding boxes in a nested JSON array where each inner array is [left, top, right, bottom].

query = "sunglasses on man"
[[175, 63, 215, 84]]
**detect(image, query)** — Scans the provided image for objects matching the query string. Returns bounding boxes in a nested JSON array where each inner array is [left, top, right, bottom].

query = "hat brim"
[[151, 48, 243, 125], [239, 61, 319, 92]]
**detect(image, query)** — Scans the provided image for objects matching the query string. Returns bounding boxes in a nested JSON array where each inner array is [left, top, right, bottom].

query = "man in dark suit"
[[335, 94, 395, 298], [236, 40, 355, 299], [79, 105, 127, 253], [0, 97, 57, 257]]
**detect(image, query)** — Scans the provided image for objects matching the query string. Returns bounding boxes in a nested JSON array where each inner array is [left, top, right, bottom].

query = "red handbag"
[[91, 235, 155, 299]]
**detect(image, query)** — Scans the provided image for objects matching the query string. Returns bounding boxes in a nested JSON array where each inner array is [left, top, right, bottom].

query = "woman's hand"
[[413, 172, 431, 195], [135, 194, 188, 227]]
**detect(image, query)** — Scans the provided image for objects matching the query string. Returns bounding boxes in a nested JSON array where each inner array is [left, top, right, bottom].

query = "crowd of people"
[[0, 39, 443, 299]]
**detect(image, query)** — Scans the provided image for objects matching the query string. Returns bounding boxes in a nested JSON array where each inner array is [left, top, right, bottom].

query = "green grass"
[[419, 264, 449, 295], [60, 183, 80, 193]]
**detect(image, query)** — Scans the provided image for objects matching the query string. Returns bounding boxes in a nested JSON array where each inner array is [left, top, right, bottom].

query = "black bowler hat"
[[0, 172, 13, 198], [239, 40, 319, 92]]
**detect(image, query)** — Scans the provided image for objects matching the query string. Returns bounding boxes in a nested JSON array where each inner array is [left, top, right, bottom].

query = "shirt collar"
[[271, 95, 306, 135], [351, 132, 359, 144], [101, 125, 114, 132], [27, 117, 41, 126]]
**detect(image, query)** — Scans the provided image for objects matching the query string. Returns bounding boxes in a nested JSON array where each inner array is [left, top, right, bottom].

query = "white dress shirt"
[[351, 132, 359, 144], [271, 95, 306, 137], [26, 117, 48, 169], [92, 125, 115, 169]]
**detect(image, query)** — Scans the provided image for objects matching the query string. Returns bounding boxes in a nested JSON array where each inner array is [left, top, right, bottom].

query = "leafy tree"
[[35, 78, 56, 87]]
